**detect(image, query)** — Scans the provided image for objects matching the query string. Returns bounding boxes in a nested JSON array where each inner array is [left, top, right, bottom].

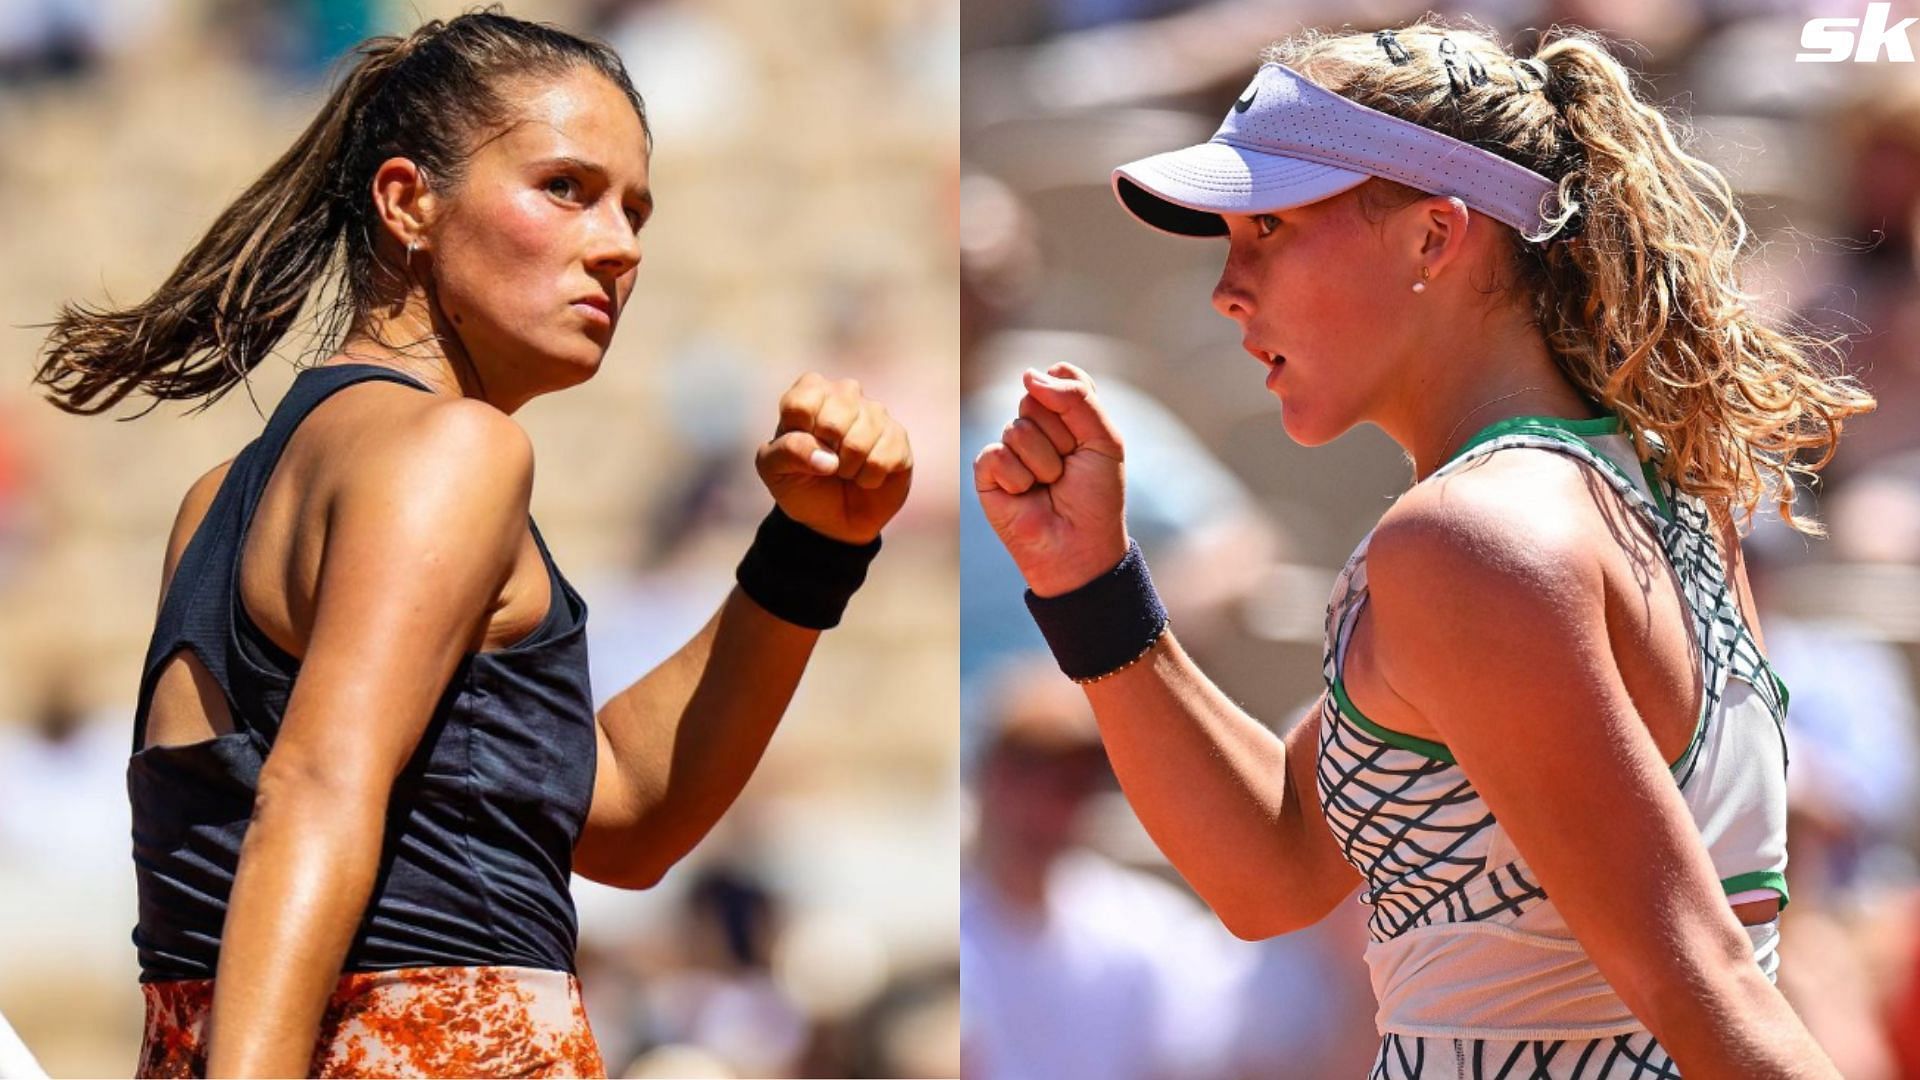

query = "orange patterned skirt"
[[137, 965, 605, 1078]]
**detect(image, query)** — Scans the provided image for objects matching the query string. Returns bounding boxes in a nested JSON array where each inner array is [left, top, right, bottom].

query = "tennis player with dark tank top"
[[34, 13, 910, 1078]]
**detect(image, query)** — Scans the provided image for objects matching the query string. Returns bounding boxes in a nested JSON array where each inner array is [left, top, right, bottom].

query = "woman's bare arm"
[[1364, 476, 1837, 1080], [973, 362, 1361, 936], [1083, 635, 1362, 937], [206, 400, 534, 1077], [573, 373, 911, 889]]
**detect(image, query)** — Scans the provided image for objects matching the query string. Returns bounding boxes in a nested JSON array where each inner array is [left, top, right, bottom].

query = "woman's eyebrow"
[[532, 155, 653, 207]]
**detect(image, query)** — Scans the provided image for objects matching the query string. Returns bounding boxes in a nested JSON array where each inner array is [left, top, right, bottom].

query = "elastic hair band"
[[1025, 540, 1170, 683], [735, 506, 882, 630]]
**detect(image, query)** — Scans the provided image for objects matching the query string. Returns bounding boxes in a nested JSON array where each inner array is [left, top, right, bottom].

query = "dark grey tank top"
[[128, 363, 597, 982]]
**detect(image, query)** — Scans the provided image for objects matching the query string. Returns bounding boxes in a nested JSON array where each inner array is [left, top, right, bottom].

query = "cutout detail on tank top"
[[139, 647, 238, 752]]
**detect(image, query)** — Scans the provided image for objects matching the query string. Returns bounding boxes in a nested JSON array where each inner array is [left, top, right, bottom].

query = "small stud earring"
[[1411, 265, 1430, 293]]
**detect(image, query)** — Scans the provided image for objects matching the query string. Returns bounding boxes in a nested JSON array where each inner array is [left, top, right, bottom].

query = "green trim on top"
[[1328, 673, 1457, 764], [1447, 414, 1624, 466], [1445, 415, 1660, 519], [1668, 710, 1709, 781], [1721, 869, 1790, 910], [1617, 423, 1675, 522], [1765, 663, 1791, 715], [1637, 458, 1675, 521], [1447, 412, 1679, 528]]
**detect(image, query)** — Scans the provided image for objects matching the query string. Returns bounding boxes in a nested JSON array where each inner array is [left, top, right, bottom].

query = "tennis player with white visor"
[[973, 19, 1869, 1079]]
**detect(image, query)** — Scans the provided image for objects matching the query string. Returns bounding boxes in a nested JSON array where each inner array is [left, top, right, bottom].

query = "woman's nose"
[[588, 208, 642, 276], [1211, 267, 1253, 325]]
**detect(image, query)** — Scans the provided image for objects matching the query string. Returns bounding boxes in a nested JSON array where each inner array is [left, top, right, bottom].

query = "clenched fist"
[[973, 362, 1130, 597], [756, 372, 912, 545]]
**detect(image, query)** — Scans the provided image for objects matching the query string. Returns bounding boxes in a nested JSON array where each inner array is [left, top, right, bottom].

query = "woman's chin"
[[554, 335, 609, 375], [560, 350, 603, 387], [518, 344, 603, 395], [1277, 404, 1336, 448]]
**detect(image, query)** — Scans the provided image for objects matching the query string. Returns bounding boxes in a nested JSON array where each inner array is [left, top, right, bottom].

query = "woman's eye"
[[546, 177, 580, 201], [1254, 214, 1281, 237]]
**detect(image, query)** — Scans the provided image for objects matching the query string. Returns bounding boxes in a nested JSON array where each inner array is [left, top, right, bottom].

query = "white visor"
[[1113, 62, 1558, 238]]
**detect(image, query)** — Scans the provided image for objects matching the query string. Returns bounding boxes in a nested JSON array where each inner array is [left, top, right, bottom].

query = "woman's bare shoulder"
[[265, 373, 538, 529], [1359, 446, 1631, 701], [1371, 447, 1610, 588], [1362, 449, 1630, 747], [306, 374, 533, 475], [303, 385, 536, 579]]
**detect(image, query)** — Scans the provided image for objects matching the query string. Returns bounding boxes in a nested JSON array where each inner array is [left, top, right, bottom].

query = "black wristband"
[[735, 507, 882, 630], [1024, 540, 1169, 682]]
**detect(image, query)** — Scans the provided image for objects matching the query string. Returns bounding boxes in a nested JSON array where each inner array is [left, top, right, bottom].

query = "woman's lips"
[[1245, 343, 1284, 389], [571, 298, 612, 326]]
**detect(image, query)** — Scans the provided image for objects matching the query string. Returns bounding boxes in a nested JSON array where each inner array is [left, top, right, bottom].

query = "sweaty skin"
[[142, 68, 911, 1078], [973, 181, 1838, 1079]]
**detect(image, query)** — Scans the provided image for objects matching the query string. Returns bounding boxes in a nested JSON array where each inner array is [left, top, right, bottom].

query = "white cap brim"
[[1112, 140, 1371, 238]]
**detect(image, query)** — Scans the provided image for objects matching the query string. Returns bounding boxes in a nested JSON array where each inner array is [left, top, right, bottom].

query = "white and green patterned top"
[[1317, 414, 1790, 1042]]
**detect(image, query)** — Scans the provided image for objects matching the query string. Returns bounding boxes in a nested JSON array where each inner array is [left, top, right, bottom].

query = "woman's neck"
[[333, 299, 498, 409], [1387, 315, 1596, 481]]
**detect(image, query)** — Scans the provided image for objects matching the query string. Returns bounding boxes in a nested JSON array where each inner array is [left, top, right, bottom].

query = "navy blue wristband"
[[1024, 540, 1169, 682], [736, 507, 882, 630]]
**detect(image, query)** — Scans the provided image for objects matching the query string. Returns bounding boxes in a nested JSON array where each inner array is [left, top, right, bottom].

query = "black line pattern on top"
[[1369, 1031, 1681, 1079]]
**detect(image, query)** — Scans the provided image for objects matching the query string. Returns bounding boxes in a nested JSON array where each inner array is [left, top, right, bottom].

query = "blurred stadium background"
[[962, 1, 1920, 1078], [0, 0, 958, 1076]]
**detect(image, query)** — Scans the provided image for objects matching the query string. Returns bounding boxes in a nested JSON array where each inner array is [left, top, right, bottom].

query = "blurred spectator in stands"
[[583, 857, 809, 1078], [963, 662, 1244, 1079], [0, 672, 132, 906], [965, 663, 1374, 1079], [0, 0, 114, 84], [975, 661, 1382, 1068], [0, 672, 140, 1074]]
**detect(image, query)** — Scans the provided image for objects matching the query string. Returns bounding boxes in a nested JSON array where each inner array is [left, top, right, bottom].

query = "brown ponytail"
[[36, 8, 648, 417], [1272, 18, 1875, 535]]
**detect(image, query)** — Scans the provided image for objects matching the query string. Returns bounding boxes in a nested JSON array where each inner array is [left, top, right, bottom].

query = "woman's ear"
[[1410, 194, 1472, 282], [370, 156, 438, 251]]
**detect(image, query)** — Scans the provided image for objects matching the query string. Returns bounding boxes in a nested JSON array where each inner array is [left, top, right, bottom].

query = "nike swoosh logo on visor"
[[1234, 88, 1257, 113]]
